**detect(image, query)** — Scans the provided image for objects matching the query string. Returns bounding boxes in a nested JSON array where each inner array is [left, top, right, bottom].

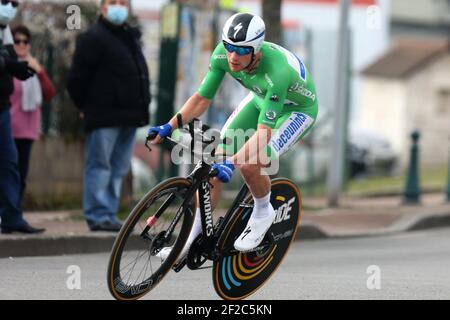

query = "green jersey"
[[198, 41, 318, 129]]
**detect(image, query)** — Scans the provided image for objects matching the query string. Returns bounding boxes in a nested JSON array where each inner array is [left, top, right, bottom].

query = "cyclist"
[[149, 13, 318, 257]]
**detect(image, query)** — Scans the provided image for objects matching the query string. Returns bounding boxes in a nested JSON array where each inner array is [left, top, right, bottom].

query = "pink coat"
[[10, 70, 56, 140]]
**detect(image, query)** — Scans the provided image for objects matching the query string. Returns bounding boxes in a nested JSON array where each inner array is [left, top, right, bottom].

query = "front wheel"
[[107, 177, 195, 300], [212, 178, 302, 300]]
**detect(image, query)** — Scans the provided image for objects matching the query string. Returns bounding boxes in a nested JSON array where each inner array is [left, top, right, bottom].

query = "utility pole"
[[327, 0, 351, 207]]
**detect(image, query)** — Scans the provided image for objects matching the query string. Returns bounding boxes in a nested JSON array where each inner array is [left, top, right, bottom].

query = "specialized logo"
[[265, 110, 277, 121], [201, 182, 214, 237], [233, 22, 243, 39], [270, 112, 313, 155], [241, 227, 251, 240]]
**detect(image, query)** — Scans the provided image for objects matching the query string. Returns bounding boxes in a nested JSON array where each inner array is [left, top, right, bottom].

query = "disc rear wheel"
[[213, 178, 302, 300]]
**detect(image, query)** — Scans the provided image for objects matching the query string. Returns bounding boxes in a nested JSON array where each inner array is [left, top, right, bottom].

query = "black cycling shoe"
[[1, 224, 46, 234], [90, 221, 122, 232]]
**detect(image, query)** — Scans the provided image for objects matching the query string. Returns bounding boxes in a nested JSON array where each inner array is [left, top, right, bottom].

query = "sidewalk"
[[297, 192, 450, 239], [1, 193, 450, 258]]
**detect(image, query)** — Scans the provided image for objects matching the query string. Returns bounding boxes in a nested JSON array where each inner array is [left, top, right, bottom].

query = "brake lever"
[[145, 131, 158, 152], [209, 168, 219, 178], [145, 137, 153, 152]]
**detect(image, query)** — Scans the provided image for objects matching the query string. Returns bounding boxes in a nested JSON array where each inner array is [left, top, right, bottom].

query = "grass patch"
[[346, 166, 448, 196], [22, 193, 83, 211], [291, 166, 448, 198], [302, 205, 326, 211]]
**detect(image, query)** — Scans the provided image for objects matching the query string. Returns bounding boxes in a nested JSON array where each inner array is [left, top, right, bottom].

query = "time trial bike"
[[107, 119, 302, 300]]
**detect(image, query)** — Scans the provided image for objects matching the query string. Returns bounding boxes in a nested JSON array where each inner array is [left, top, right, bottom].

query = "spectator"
[[10, 25, 56, 200], [67, 0, 151, 232], [0, 0, 45, 234]]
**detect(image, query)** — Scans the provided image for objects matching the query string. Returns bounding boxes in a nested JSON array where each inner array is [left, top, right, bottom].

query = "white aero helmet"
[[222, 13, 265, 53]]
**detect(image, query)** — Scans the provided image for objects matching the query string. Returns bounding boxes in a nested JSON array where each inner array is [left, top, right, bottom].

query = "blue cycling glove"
[[148, 123, 172, 139], [212, 159, 235, 183]]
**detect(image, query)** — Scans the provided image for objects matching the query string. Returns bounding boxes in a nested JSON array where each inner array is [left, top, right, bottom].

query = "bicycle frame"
[[109, 118, 301, 300], [146, 118, 256, 269], [167, 158, 252, 271], [196, 165, 251, 258]]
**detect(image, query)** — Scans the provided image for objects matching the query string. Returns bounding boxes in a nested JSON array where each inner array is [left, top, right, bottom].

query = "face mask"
[[0, 3, 17, 26], [105, 5, 128, 26]]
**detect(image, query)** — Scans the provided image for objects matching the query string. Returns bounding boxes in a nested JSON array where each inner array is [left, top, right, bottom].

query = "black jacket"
[[67, 17, 151, 132], [0, 43, 16, 112]]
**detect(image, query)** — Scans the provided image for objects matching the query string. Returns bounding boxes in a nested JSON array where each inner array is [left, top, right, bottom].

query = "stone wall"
[[24, 137, 84, 209]]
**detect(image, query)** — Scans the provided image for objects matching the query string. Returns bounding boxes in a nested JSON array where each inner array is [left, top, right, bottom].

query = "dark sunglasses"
[[223, 41, 253, 56], [14, 39, 29, 45], [1, 0, 19, 8]]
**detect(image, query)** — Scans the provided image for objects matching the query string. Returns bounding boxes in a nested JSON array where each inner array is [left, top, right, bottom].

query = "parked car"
[[288, 115, 398, 182]]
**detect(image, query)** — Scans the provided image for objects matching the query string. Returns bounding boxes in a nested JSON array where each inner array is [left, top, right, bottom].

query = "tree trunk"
[[262, 0, 282, 44]]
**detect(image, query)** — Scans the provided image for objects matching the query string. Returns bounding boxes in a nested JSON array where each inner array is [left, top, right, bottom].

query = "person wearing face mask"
[[0, 0, 45, 234], [67, 0, 151, 232]]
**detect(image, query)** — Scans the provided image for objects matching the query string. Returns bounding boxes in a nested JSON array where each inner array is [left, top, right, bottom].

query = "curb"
[[1, 213, 450, 258], [294, 212, 450, 241], [295, 223, 328, 240], [0, 234, 117, 258], [406, 213, 450, 232]]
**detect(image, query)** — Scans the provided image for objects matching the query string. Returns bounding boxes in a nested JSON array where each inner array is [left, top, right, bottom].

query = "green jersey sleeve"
[[198, 44, 227, 100], [257, 73, 289, 129]]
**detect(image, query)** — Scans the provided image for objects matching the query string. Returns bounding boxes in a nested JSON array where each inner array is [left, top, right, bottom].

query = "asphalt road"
[[1, 228, 449, 300]]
